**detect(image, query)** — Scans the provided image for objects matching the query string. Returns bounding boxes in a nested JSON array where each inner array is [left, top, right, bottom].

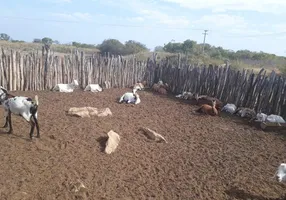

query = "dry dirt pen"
[[0, 88, 285, 200]]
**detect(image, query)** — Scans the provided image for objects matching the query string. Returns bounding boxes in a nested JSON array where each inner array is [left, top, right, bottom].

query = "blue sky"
[[1, 0, 286, 56]]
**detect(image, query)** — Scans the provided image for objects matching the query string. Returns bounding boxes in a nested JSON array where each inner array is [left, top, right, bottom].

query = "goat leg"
[[29, 119, 35, 139], [2, 116, 8, 128], [7, 110, 13, 134], [33, 115, 40, 138]]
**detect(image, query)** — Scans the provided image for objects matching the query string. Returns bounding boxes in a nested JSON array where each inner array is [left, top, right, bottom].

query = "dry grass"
[[0, 41, 100, 54], [0, 41, 281, 75]]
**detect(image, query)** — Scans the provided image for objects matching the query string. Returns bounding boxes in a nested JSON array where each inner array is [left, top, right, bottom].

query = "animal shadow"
[[225, 187, 285, 200], [96, 136, 108, 152]]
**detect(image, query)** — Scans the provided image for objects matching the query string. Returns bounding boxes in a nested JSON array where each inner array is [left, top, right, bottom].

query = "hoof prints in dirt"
[[0, 89, 285, 200]]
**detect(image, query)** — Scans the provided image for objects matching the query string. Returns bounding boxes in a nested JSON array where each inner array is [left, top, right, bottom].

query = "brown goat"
[[195, 99, 218, 116], [158, 87, 167, 95], [194, 94, 222, 112], [152, 83, 160, 92]]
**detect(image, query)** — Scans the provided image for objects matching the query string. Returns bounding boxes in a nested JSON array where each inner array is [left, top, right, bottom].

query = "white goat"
[[255, 112, 285, 123], [133, 82, 144, 91], [274, 163, 286, 182], [84, 84, 102, 92], [0, 86, 40, 139], [221, 103, 237, 114], [176, 91, 193, 100], [52, 79, 79, 92], [119, 89, 141, 105], [234, 107, 256, 119]]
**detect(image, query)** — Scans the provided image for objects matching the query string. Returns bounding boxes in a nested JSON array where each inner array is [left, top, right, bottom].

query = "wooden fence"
[[0, 47, 285, 118]]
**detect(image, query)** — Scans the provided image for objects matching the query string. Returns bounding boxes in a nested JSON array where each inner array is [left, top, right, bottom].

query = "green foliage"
[[98, 39, 125, 55], [154, 46, 164, 52], [0, 33, 11, 41], [33, 38, 42, 43], [71, 41, 97, 49], [98, 39, 149, 55], [11, 40, 25, 43], [124, 40, 148, 54], [41, 37, 53, 46]]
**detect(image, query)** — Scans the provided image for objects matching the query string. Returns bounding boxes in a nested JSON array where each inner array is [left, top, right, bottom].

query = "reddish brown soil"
[[0, 88, 286, 200]]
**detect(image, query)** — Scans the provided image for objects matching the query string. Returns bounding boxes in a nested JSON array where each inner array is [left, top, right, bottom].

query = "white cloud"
[[43, 0, 71, 3], [160, 0, 286, 15], [94, 0, 190, 27], [138, 9, 189, 27], [194, 14, 247, 28], [127, 17, 145, 22], [52, 12, 92, 21]]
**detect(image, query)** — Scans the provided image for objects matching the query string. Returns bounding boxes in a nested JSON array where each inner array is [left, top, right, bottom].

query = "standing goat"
[[0, 87, 40, 139]]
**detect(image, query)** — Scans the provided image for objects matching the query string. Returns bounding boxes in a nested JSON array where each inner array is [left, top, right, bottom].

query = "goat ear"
[[0, 87, 8, 94]]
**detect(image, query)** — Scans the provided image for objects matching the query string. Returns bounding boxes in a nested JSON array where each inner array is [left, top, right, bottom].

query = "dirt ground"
[[0, 88, 286, 200]]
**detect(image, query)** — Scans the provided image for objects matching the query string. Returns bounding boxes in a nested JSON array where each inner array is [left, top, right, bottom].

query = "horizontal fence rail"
[[0, 47, 285, 118]]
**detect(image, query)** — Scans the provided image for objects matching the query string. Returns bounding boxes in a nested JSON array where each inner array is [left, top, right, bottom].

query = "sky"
[[1, 0, 286, 56]]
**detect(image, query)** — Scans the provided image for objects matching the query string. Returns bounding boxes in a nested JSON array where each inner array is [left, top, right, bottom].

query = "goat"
[[133, 82, 145, 91], [152, 83, 160, 92], [84, 84, 103, 92], [152, 80, 169, 93], [233, 107, 256, 119], [0, 87, 39, 139], [274, 163, 286, 182], [221, 103, 237, 114], [194, 93, 223, 112], [176, 91, 194, 100], [52, 79, 79, 92], [253, 111, 285, 123], [119, 89, 141, 105], [195, 99, 218, 116], [158, 87, 167, 95]]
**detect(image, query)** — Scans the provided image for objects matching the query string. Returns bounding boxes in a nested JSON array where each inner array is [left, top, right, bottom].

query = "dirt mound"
[[0, 88, 285, 199]]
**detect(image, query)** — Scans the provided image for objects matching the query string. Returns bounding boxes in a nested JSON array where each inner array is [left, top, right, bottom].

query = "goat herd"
[[0, 78, 286, 192]]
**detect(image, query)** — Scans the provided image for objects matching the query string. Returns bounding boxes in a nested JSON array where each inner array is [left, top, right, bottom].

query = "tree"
[[98, 39, 126, 55], [154, 46, 164, 52], [163, 42, 183, 53], [33, 38, 42, 43], [124, 40, 149, 54], [0, 33, 11, 41], [182, 39, 197, 54], [53, 40, 60, 44], [41, 37, 53, 46], [11, 40, 25, 43]]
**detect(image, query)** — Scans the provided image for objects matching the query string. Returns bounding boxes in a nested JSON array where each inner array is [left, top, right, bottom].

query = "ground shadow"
[[0, 129, 32, 141], [142, 89, 198, 106], [225, 187, 285, 200], [96, 136, 108, 152]]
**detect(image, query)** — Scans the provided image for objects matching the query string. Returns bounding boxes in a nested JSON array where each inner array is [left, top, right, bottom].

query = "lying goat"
[[133, 82, 145, 91], [195, 99, 218, 116], [119, 89, 141, 105], [52, 79, 79, 92], [84, 84, 103, 92], [254, 112, 285, 123], [176, 91, 194, 100], [274, 163, 286, 182], [194, 93, 223, 112], [221, 103, 237, 114], [0, 87, 40, 139], [233, 107, 256, 119]]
